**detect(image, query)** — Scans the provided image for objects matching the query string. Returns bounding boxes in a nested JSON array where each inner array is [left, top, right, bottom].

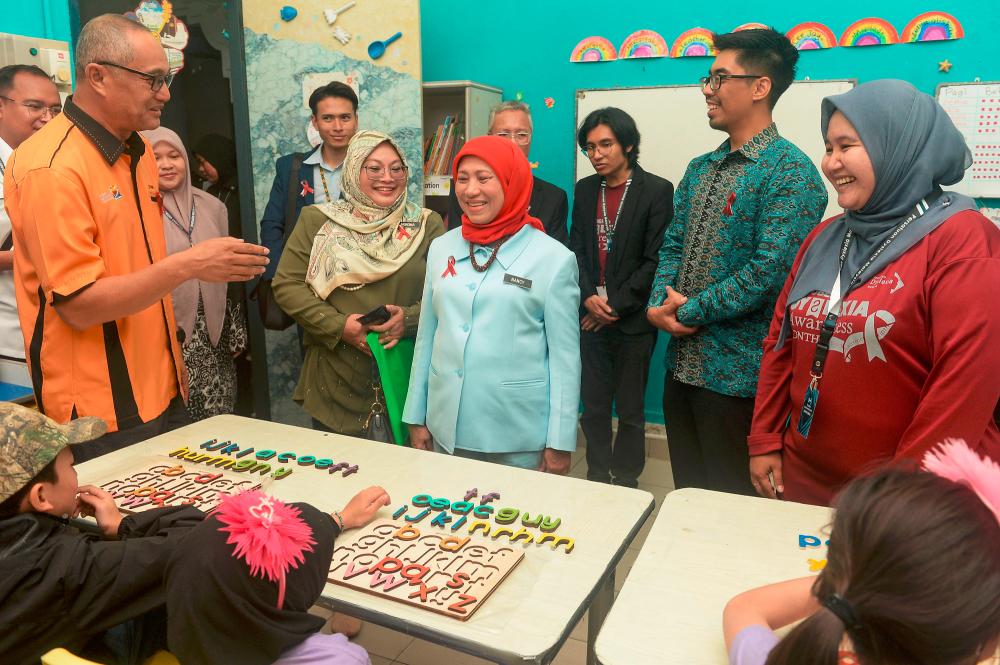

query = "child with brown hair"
[[724, 440, 1000, 665]]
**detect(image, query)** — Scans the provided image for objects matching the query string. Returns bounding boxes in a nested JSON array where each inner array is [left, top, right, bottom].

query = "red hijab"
[[452, 135, 544, 245]]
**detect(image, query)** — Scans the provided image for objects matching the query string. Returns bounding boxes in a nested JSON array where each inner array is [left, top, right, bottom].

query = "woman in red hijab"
[[403, 136, 581, 473]]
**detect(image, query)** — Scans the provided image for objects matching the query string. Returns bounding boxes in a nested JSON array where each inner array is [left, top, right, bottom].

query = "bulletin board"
[[575, 79, 856, 221], [936, 81, 1000, 198]]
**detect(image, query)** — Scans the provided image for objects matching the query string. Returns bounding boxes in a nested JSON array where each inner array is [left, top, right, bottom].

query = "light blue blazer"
[[403, 224, 581, 454]]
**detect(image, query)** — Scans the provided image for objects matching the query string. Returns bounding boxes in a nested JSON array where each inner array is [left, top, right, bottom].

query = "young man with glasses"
[[647, 28, 827, 495], [259, 82, 359, 283], [0, 65, 62, 368], [447, 100, 569, 245], [571, 106, 674, 487], [6, 14, 269, 460]]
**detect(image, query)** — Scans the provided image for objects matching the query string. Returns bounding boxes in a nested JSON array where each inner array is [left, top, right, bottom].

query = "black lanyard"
[[599, 177, 632, 251], [798, 199, 928, 438], [164, 200, 197, 246]]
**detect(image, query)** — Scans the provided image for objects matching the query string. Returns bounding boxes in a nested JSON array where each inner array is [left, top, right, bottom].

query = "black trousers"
[[662, 377, 755, 495], [73, 396, 190, 464], [580, 327, 656, 487]]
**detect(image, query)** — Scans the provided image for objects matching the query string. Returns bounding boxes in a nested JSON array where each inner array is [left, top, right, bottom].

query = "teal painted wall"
[[421, 0, 1000, 423], [0, 1, 74, 42]]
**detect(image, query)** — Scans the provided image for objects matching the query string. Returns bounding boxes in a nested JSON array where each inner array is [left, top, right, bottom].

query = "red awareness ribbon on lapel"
[[396, 225, 411, 240], [441, 256, 457, 278], [300, 180, 314, 198], [723, 191, 736, 216]]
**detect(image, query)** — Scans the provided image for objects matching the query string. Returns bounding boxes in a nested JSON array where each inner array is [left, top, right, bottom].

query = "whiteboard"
[[575, 79, 856, 220], [936, 81, 1000, 199]]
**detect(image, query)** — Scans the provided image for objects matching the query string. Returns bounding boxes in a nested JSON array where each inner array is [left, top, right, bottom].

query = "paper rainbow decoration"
[[619, 29, 669, 59], [570, 36, 617, 62], [786, 22, 838, 50], [670, 28, 717, 58], [734, 22, 769, 32], [839, 18, 899, 47], [902, 11, 964, 42]]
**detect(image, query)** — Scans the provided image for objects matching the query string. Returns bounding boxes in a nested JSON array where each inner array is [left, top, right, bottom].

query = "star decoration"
[[938, 59, 953, 73]]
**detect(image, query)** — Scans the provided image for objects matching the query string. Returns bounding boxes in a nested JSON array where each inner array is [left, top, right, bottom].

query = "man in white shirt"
[[259, 81, 359, 280], [0, 65, 62, 362]]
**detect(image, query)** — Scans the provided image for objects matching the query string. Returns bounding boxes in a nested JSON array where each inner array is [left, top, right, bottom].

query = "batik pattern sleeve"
[[676, 154, 827, 326], [648, 167, 693, 307]]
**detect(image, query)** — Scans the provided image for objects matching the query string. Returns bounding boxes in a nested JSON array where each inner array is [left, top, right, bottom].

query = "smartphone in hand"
[[358, 304, 391, 326]]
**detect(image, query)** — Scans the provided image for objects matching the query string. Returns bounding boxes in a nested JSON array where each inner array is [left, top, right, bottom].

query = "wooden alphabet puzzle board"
[[937, 81, 1000, 197], [88, 455, 265, 514], [327, 519, 523, 620]]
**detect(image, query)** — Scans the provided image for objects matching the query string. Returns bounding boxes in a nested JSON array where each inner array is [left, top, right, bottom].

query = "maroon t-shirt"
[[595, 181, 627, 286], [749, 209, 1000, 506]]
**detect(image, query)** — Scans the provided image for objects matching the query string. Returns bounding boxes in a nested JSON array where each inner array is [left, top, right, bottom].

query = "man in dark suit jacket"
[[447, 101, 568, 245], [570, 107, 674, 488], [259, 81, 358, 280]]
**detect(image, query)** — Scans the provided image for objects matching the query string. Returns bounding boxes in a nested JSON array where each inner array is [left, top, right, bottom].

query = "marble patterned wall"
[[242, 0, 423, 425]]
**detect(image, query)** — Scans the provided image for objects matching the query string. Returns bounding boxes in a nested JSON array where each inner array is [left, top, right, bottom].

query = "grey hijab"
[[777, 79, 975, 348]]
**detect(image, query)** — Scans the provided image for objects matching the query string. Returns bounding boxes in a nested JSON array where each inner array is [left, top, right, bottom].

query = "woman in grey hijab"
[[747, 79, 1000, 506], [146, 127, 248, 421]]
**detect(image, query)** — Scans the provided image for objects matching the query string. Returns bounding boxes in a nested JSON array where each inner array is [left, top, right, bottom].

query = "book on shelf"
[[423, 114, 464, 177]]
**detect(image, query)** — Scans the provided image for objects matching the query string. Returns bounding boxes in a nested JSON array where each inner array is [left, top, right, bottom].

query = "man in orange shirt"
[[6, 14, 269, 461]]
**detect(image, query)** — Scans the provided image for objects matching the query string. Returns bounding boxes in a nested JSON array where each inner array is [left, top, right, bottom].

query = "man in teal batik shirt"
[[647, 28, 827, 495]]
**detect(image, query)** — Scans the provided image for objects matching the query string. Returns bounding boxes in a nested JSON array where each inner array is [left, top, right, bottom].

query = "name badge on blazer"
[[503, 273, 532, 290]]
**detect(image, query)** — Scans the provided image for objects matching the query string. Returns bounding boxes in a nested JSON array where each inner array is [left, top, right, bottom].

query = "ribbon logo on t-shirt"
[[830, 310, 896, 362]]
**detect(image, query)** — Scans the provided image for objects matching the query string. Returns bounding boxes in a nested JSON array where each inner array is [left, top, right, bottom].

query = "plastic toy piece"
[[808, 558, 828, 572], [521, 513, 542, 528], [491, 526, 514, 540], [464, 488, 478, 501], [451, 516, 468, 531], [468, 521, 490, 536], [430, 512, 452, 527], [368, 31, 402, 59], [392, 505, 408, 520], [323, 1, 354, 24], [332, 26, 351, 46], [537, 533, 575, 553], [494, 507, 519, 524], [404, 508, 430, 523], [539, 516, 561, 533], [279, 6, 297, 21], [479, 491, 500, 505], [509, 528, 534, 544]]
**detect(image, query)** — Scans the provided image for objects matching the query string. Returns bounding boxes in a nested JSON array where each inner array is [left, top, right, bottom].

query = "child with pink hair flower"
[[724, 439, 1000, 665]]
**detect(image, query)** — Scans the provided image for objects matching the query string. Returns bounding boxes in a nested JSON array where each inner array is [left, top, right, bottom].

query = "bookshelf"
[[422, 80, 503, 219]]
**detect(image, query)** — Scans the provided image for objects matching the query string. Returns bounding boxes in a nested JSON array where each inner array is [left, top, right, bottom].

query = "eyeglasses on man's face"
[[493, 130, 532, 145], [581, 139, 618, 156], [699, 73, 764, 92], [0, 95, 61, 118], [362, 164, 408, 180], [97, 61, 174, 92]]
